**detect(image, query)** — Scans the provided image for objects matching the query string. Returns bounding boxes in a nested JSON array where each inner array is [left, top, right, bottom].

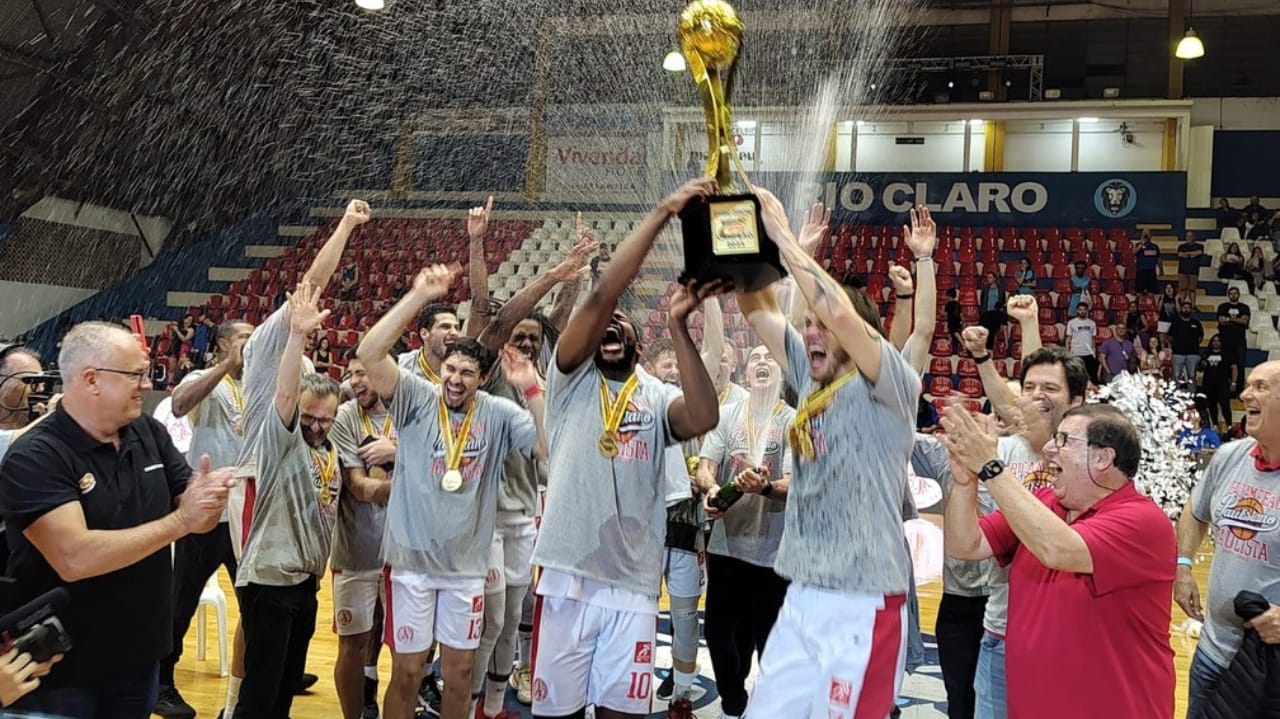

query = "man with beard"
[[528, 178, 721, 719], [233, 283, 342, 719], [728, 190, 919, 719], [400, 303, 462, 386], [0, 345, 48, 572], [955, 329, 1088, 719], [329, 357, 396, 719], [697, 344, 795, 719], [357, 264, 547, 719]]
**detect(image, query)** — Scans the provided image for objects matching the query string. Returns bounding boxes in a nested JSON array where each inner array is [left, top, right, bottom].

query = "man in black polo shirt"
[[1216, 286, 1251, 395], [0, 321, 235, 719]]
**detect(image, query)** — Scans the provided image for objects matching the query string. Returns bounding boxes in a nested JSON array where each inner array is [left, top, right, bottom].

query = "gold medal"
[[598, 432, 620, 458], [223, 375, 244, 436], [310, 444, 338, 506], [437, 395, 476, 491], [442, 469, 463, 492]]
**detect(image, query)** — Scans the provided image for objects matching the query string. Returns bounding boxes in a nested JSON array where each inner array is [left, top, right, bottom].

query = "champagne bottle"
[[709, 479, 743, 512]]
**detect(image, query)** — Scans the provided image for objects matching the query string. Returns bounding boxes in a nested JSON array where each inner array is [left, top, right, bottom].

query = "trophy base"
[[678, 193, 787, 294]]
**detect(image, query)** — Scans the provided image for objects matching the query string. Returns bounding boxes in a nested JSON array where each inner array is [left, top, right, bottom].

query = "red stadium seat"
[[958, 377, 983, 398], [930, 338, 952, 357], [929, 376, 953, 396], [957, 358, 979, 377], [930, 357, 954, 376]]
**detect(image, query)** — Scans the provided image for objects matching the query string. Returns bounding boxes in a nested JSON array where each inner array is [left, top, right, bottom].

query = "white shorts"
[[485, 513, 538, 594], [745, 584, 907, 719], [529, 593, 657, 716], [662, 547, 705, 599], [332, 569, 383, 636], [383, 569, 486, 653]]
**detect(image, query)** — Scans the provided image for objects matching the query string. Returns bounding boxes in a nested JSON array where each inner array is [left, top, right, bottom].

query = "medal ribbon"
[[437, 396, 477, 472], [717, 383, 731, 405], [746, 399, 788, 453], [598, 372, 640, 438], [359, 406, 393, 438], [417, 351, 442, 384], [222, 375, 244, 436], [309, 444, 338, 503], [787, 370, 858, 462]]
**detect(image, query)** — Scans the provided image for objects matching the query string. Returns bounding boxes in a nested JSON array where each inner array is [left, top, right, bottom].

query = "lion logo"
[[1094, 179, 1137, 218]]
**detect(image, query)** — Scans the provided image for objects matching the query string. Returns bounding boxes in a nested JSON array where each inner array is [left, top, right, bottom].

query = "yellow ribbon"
[[717, 383, 731, 405], [417, 350, 442, 384], [358, 406, 393, 439], [310, 444, 338, 505], [437, 396, 477, 472], [788, 370, 859, 462], [222, 375, 244, 436], [598, 372, 640, 440]]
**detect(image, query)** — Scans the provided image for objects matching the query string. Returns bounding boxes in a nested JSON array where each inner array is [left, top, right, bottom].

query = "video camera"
[[0, 587, 72, 662], [19, 372, 61, 417]]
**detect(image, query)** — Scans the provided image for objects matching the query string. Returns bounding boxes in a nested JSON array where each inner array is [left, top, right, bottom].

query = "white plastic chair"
[[196, 575, 229, 677]]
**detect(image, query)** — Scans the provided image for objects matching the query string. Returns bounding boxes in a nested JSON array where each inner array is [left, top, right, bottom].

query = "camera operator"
[[0, 647, 61, 707], [0, 322, 236, 719], [0, 344, 57, 571]]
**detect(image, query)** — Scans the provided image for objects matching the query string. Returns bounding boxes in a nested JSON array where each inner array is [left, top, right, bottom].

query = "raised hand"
[[410, 264, 458, 301], [659, 177, 717, 216], [341, 199, 372, 227], [552, 218, 599, 282], [669, 279, 732, 327], [500, 345, 539, 392], [960, 326, 990, 357], [467, 195, 493, 240], [902, 206, 936, 258], [751, 186, 796, 246], [937, 404, 1000, 477], [889, 264, 914, 296], [798, 202, 832, 257], [288, 281, 330, 337], [1007, 294, 1038, 323]]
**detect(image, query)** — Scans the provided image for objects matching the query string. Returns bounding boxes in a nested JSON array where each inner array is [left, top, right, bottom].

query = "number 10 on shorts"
[[627, 672, 651, 699]]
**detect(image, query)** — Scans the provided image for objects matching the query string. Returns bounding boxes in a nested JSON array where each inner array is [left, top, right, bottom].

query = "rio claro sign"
[[730, 171, 1186, 227]]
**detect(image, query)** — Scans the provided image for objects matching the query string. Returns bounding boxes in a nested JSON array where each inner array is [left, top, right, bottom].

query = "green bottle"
[[710, 478, 744, 512]]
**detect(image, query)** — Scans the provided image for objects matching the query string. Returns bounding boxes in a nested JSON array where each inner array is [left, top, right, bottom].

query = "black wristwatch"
[[978, 459, 1005, 483], [760, 480, 774, 497]]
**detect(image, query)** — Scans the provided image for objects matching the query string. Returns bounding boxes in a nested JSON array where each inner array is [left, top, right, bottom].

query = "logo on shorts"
[[336, 609, 352, 627], [396, 626, 415, 644], [532, 678, 548, 703], [471, 595, 484, 613], [829, 678, 852, 707], [78, 473, 97, 494], [634, 641, 652, 664]]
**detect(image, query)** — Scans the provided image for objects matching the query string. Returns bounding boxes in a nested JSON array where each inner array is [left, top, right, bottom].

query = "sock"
[[224, 676, 242, 719], [364, 665, 378, 681], [483, 677, 507, 717], [468, 695, 480, 717], [673, 668, 697, 699], [517, 625, 532, 668]]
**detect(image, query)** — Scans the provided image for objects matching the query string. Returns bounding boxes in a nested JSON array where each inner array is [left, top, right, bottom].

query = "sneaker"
[[154, 686, 197, 719], [510, 666, 532, 705], [667, 697, 695, 719], [363, 677, 379, 719], [417, 675, 443, 717], [655, 672, 674, 701], [474, 706, 517, 719], [294, 672, 319, 695]]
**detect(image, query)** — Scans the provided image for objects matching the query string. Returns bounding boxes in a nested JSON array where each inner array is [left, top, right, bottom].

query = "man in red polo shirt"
[[939, 402, 1176, 719]]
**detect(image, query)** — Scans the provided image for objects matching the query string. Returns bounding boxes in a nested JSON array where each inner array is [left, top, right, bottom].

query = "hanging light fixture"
[[355, 0, 385, 10], [1176, 28, 1204, 59], [663, 51, 687, 72]]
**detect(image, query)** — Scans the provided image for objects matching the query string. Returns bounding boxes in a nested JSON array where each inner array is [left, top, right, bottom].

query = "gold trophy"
[[676, 0, 785, 293]]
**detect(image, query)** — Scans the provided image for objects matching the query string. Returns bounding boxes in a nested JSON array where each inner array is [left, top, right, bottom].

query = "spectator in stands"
[[1158, 283, 1179, 338], [1138, 334, 1170, 379], [192, 311, 213, 367], [1177, 231, 1204, 304], [1242, 195, 1268, 219], [1270, 211, 1280, 250], [340, 265, 359, 305], [1067, 262, 1091, 316], [313, 336, 335, 376], [173, 354, 196, 389], [1245, 211, 1270, 242], [175, 315, 196, 359], [1171, 301, 1205, 389], [1216, 242, 1253, 294], [1015, 258, 1036, 295], [1126, 309, 1152, 352], [945, 288, 963, 346], [1098, 323, 1134, 384], [1198, 334, 1233, 432], [1066, 302, 1100, 384], [1178, 409, 1220, 459], [1246, 246, 1269, 294], [1216, 287, 1251, 396], [1215, 198, 1238, 232], [978, 272, 1007, 351], [1135, 230, 1162, 296]]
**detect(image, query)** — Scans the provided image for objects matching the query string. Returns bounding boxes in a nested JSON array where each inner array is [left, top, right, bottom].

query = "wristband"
[[896, 293, 915, 300], [761, 480, 774, 497], [523, 385, 544, 402], [915, 256, 933, 263], [1177, 556, 1194, 568], [972, 354, 991, 365]]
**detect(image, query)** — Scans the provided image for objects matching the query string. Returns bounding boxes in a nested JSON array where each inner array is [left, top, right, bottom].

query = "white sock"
[[224, 676, 242, 719], [483, 678, 507, 717], [673, 668, 697, 699], [517, 629, 532, 669], [364, 665, 378, 681]]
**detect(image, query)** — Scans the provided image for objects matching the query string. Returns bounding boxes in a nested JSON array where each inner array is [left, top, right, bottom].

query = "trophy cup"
[[676, 0, 786, 293]]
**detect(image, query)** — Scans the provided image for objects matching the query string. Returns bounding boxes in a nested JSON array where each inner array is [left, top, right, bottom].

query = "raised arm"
[[547, 273, 582, 332], [888, 265, 914, 352], [901, 207, 938, 374], [275, 283, 330, 426], [666, 280, 726, 440], [356, 265, 457, 399], [960, 326, 1019, 426], [1007, 294, 1042, 357], [500, 346, 548, 459], [303, 200, 370, 293], [171, 362, 230, 418], [465, 196, 495, 338], [556, 178, 715, 374], [736, 286, 791, 376], [755, 190, 887, 382], [699, 294, 726, 384]]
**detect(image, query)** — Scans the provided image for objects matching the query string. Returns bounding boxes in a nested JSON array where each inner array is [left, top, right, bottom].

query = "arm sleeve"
[[0, 438, 79, 532], [868, 338, 922, 419], [1076, 501, 1177, 596], [782, 325, 811, 399], [499, 396, 538, 457], [329, 404, 363, 469], [978, 509, 1019, 566], [698, 408, 729, 464], [389, 371, 439, 431], [546, 341, 594, 421], [1191, 441, 1233, 522], [255, 403, 300, 494]]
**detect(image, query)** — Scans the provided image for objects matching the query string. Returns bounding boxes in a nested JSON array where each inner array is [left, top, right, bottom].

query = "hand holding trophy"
[[675, 0, 786, 293]]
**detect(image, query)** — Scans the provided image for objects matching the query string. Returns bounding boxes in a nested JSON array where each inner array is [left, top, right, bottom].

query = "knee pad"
[[669, 593, 700, 662]]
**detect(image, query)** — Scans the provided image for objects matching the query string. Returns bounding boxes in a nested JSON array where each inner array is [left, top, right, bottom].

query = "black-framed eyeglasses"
[[95, 367, 152, 387], [300, 413, 335, 429], [1052, 431, 1092, 449]]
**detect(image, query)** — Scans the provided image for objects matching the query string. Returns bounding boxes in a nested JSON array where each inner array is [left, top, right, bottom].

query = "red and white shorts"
[[745, 584, 907, 719], [332, 569, 383, 637], [484, 513, 537, 594], [382, 568, 485, 654]]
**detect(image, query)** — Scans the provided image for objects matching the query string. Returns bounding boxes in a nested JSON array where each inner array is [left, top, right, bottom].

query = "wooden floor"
[[170, 539, 1215, 719]]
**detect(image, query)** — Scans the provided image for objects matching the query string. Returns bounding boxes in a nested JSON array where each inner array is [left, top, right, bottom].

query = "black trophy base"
[[677, 192, 787, 294]]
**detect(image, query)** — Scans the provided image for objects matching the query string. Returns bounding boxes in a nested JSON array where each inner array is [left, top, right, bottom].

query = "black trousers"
[[703, 553, 788, 716], [935, 593, 988, 719], [234, 577, 319, 719], [161, 522, 238, 687]]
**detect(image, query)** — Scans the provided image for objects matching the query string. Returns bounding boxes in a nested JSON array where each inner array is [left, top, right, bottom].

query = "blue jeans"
[[974, 632, 1006, 719], [9, 662, 159, 719], [1186, 647, 1225, 718]]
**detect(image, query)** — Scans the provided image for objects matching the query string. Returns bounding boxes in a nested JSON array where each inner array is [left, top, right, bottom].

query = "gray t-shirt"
[[532, 359, 680, 598], [328, 400, 394, 572], [234, 305, 291, 480], [237, 409, 341, 587], [178, 369, 244, 523], [397, 349, 438, 384], [699, 396, 795, 567], [383, 372, 536, 581], [776, 326, 919, 595], [982, 435, 1050, 635], [486, 368, 545, 517], [1192, 438, 1280, 668], [911, 435, 994, 597]]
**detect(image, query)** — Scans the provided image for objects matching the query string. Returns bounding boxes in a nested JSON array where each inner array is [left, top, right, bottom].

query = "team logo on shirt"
[[616, 401, 657, 443], [729, 423, 784, 457], [1213, 485, 1280, 563], [77, 473, 97, 494], [430, 421, 490, 478], [829, 678, 853, 707], [1021, 468, 1055, 492], [1218, 495, 1279, 540]]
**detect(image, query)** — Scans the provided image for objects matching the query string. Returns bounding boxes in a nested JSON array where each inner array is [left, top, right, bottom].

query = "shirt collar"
[[1050, 480, 1141, 523], [53, 403, 139, 453], [1249, 441, 1280, 472]]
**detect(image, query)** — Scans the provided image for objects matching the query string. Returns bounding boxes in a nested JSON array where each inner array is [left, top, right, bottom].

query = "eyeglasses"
[[1051, 431, 1092, 449], [95, 367, 152, 387], [300, 413, 334, 429]]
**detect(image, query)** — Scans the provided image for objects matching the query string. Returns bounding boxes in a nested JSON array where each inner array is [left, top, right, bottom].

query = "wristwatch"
[[761, 480, 774, 497], [978, 459, 1005, 483]]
